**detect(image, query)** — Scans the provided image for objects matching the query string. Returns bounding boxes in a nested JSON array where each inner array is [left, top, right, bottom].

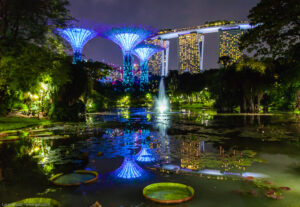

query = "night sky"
[[69, 0, 259, 70]]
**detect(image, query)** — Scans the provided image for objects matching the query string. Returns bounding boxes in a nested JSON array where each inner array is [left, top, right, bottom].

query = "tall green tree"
[[240, 0, 300, 58], [0, 0, 71, 47]]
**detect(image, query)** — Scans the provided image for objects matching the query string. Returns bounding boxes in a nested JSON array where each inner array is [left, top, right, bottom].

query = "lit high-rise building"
[[148, 39, 169, 76], [178, 33, 204, 74], [218, 28, 244, 64]]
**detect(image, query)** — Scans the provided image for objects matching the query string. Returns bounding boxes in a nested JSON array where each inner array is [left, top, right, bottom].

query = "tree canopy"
[[240, 0, 300, 59]]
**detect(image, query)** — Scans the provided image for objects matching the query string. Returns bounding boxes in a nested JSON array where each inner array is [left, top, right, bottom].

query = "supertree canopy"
[[133, 43, 164, 90], [56, 26, 97, 64], [99, 25, 158, 87]]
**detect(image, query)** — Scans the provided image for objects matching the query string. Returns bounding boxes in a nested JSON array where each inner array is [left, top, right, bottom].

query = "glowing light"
[[114, 157, 144, 179], [40, 83, 48, 91], [99, 25, 158, 87], [242, 172, 268, 178], [157, 98, 168, 113], [199, 169, 223, 176], [56, 27, 97, 63], [136, 147, 155, 162]]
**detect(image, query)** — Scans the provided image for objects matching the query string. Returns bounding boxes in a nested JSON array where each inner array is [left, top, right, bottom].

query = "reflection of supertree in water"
[[114, 157, 144, 179], [133, 43, 164, 90], [56, 23, 97, 64], [99, 25, 158, 88], [136, 147, 155, 162]]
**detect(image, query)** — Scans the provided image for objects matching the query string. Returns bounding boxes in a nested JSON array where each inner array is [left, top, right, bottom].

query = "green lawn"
[[0, 117, 51, 131]]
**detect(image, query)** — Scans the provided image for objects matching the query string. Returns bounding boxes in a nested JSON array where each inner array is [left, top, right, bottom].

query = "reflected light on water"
[[136, 147, 155, 162], [113, 157, 144, 179]]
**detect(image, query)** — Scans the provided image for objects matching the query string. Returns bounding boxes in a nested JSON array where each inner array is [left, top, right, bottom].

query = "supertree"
[[99, 25, 158, 88], [133, 43, 164, 90], [56, 22, 97, 64]]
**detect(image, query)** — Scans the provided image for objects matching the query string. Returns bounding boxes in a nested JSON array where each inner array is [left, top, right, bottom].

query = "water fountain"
[[155, 77, 170, 114]]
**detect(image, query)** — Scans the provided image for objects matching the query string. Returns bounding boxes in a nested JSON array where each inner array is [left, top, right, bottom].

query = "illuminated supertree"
[[56, 23, 97, 64], [99, 25, 158, 87], [113, 157, 144, 179], [133, 43, 164, 90]]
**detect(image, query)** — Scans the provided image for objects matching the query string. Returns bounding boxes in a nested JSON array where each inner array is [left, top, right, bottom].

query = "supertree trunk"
[[73, 51, 82, 64], [140, 60, 149, 91], [123, 52, 134, 88]]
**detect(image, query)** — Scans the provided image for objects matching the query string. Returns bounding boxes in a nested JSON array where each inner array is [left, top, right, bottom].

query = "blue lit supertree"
[[133, 43, 164, 90], [99, 25, 158, 88], [56, 23, 97, 64]]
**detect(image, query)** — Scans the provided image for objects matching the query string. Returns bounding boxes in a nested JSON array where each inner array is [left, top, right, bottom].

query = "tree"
[[240, 0, 300, 111], [0, 0, 71, 115], [0, 0, 71, 48], [218, 56, 233, 69], [0, 39, 70, 115], [240, 0, 300, 59]]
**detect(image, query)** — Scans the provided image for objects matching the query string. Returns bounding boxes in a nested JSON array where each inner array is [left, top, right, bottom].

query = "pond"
[[1, 108, 300, 206]]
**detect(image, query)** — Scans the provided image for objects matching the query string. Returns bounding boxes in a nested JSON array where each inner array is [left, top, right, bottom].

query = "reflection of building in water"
[[181, 140, 202, 170]]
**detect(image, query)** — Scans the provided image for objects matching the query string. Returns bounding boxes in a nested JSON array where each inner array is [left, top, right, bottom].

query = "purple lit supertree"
[[133, 43, 164, 90], [98, 25, 158, 88], [56, 22, 97, 64]]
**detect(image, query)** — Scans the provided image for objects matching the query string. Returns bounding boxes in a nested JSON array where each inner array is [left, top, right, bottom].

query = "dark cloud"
[[68, 0, 259, 69]]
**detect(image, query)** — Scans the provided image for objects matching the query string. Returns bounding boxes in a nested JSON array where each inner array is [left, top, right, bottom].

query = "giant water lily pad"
[[143, 182, 194, 204], [50, 170, 98, 186], [6, 197, 60, 207], [0, 136, 19, 142], [29, 131, 53, 137]]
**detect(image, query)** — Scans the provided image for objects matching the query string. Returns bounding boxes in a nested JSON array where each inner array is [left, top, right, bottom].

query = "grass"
[[0, 117, 51, 132]]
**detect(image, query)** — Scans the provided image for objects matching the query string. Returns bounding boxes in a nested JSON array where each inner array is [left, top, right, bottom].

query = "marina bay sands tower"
[[178, 32, 204, 74], [148, 22, 253, 76]]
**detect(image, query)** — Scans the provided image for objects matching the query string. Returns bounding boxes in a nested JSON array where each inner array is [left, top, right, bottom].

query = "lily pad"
[[143, 182, 194, 204], [0, 136, 19, 142], [29, 131, 53, 137], [6, 197, 60, 207], [50, 170, 98, 186]]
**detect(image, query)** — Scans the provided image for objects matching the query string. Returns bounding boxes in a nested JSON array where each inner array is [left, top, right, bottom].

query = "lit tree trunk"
[[257, 92, 263, 113]]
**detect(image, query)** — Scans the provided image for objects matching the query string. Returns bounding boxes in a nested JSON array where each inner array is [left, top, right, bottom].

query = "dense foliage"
[[0, 0, 112, 121]]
